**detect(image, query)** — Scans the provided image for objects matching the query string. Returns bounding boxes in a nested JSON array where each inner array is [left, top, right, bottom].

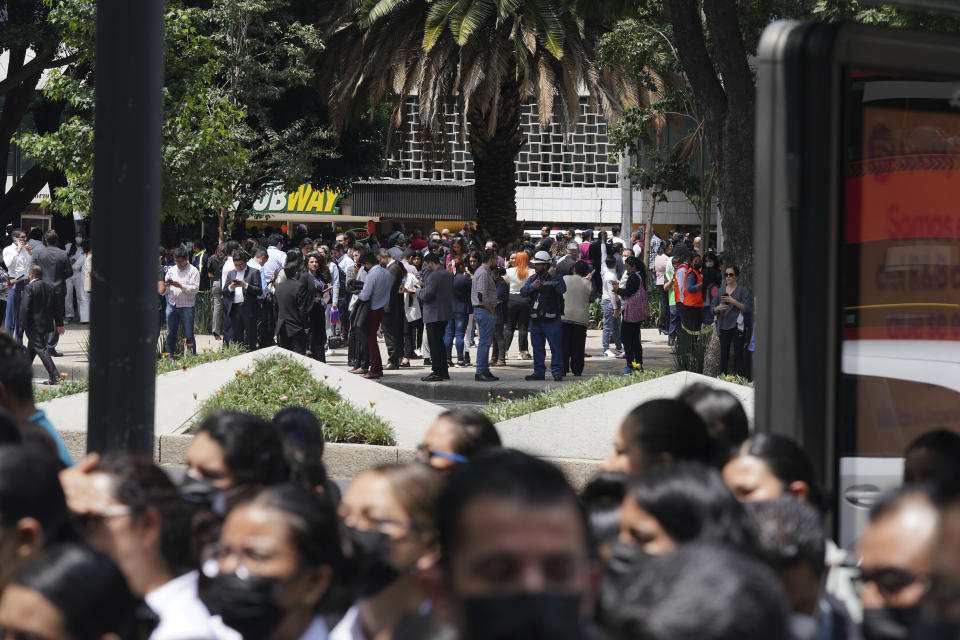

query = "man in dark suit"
[[380, 248, 406, 369], [221, 250, 263, 351], [418, 251, 454, 381], [274, 257, 314, 355], [32, 230, 73, 354], [20, 265, 63, 384]]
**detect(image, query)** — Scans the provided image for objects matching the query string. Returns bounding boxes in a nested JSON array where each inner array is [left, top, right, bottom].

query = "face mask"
[[202, 572, 286, 640], [175, 472, 245, 517], [462, 593, 582, 640], [75, 237, 83, 245], [607, 539, 650, 580], [789, 613, 819, 640], [862, 606, 921, 640], [345, 526, 402, 597], [909, 621, 960, 639]]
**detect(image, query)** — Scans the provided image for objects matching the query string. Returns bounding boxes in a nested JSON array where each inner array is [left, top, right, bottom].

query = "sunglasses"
[[725, 273, 736, 277], [853, 567, 924, 595]]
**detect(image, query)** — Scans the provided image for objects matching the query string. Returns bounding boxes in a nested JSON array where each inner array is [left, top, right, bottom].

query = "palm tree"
[[320, 0, 636, 246]]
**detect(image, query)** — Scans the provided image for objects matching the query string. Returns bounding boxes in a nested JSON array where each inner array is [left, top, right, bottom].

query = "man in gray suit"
[[418, 251, 453, 381], [31, 230, 73, 355]]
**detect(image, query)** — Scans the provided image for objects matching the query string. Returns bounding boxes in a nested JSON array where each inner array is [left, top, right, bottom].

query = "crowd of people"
[[1, 222, 753, 386], [0, 324, 958, 639]]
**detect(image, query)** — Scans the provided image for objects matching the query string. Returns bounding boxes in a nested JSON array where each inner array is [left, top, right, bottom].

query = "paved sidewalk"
[[36, 323, 676, 398]]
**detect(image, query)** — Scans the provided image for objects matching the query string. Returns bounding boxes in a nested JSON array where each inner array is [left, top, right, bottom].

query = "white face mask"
[[75, 236, 83, 245]]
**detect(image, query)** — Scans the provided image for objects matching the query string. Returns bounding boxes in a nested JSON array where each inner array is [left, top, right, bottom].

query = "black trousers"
[[622, 321, 643, 368], [679, 303, 702, 332], [404, 317, 423, 358], [562, 322, 587, 376], [277, 328, 307, 355], [48, 290, 66, 349], [258, 298, 276, 348], [426, 320, 449, 378], [308, 306, 326, 361], [504, 296, 530, 354], [658, 287, 670, 333], [719, 328, 746, 377], [26, 328, 60, 382], [229, 305, 257, 351], [348, 320, 369, 369], [382, 307, 405, 365]]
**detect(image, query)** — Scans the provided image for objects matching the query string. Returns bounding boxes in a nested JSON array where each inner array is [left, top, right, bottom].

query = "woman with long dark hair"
[[615, 256, 650, 374], [303, 252, 331, 362]]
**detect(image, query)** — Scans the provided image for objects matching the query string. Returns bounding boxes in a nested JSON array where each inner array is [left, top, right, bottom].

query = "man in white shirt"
[[59, 454, 218, 640], [610, 226, 626, 249], [2, 229, 32, 342], [600, 256, 623, 358], [164, 247, 200, 355]]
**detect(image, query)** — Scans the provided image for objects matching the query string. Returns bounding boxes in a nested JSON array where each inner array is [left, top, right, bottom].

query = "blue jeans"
[[165, 304, 196, 356], [444, 312, 469, 361], [601, 298, 621, 351], [474, 307, 495, 374], [669, 305, 679, 337], [3, 281, 25, 342], [530, 318, 564, 377]]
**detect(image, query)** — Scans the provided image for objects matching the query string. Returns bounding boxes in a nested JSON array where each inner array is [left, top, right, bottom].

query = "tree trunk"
[[468, 73, 523, 248]]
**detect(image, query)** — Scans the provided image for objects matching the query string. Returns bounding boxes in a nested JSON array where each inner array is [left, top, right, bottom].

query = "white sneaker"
[[615, 348, 624, 356], [603, 349, 616, 357]]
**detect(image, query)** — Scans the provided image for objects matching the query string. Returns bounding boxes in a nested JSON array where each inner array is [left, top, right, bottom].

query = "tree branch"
[[0, 165, 53, 229], [664, 0, 727, 117], [702, 0, 754, 110]]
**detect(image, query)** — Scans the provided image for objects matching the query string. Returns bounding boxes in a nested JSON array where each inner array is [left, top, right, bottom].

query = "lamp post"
[[87, 0, 164, 454]]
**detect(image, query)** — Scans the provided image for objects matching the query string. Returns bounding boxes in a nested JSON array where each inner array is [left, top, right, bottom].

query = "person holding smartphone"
[[2, 229, 32, 342], [222, 250, 262, 351], [303, 251, 332, 361], [711, 265, 752, 377]]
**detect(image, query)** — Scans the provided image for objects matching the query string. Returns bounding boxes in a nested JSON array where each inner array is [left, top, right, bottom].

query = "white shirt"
[[2, 243, 31, 279], [220, 257, 235, 292], [165, 263, 201, 308], [610, 236, 625, 249], [145, 571, 217, 640], [227, 267, 250, 304], [329, 604, 365, 640]]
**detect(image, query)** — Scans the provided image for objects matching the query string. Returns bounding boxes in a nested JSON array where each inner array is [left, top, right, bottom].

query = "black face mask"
[[863, 606, 922, 640], [462, 593, 582, 640], [202, 572, 287, 640], [345, 526, 402, 598], [909, 621, 960, 639]]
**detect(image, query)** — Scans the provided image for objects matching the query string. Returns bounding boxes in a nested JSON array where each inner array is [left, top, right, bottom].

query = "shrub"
[[672, 325, 711, 374], [484, 369, 665, 423], [194, 355, 395, 445]]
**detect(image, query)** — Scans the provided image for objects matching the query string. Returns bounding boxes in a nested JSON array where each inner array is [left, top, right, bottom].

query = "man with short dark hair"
[[2, 228, 31, 342], [857, 487, 938, 640], [164, 247, 200, 356], [379, 248, 406, 370], [522, 251, 566, 381], [471, 249, 499, 382], [0, 331, 72, 465], [32, 230, 72, 354], [20, 265, 64, 385], [222, 250, 262, 350], [435, 449, 603, 639], [418, 251, 453, 382], [602, 543, 789, 640], [357, 251, 392, 379]]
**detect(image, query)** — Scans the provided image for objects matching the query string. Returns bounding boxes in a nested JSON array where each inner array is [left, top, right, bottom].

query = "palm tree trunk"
[[468, 73, 523, 248]]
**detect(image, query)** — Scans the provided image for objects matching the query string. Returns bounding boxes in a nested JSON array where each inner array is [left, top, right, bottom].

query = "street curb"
[[58, 431, 600, 491]]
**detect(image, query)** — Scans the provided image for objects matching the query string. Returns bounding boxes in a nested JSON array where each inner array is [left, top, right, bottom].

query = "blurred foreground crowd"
[[1, 330, 959, 639]]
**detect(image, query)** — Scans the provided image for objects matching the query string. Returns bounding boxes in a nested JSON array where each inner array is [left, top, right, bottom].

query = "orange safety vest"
[[684, 268, 703, 308]]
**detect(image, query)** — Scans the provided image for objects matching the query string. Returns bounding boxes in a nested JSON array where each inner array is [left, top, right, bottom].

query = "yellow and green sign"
[[251, 184, 344, 215]]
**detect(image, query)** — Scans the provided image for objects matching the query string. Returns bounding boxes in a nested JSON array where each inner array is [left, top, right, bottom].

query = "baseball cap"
[[531, 251, 552, 265]]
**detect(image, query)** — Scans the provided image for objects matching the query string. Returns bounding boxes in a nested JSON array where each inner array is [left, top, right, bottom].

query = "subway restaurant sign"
[[250, 184, 344, 215]]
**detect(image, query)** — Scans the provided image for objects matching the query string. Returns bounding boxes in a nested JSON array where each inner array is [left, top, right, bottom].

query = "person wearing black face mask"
[[857, 487, 938, 640], [434, 449, 606, 640], [332, 464, 443, 640], [202, 485, 343, 640]]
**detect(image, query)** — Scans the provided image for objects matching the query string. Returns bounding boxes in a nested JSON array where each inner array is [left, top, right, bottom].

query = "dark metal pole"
[[87, 0, 164, 454]]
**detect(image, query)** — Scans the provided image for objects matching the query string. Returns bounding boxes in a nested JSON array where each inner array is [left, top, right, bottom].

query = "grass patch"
[[195, 355, 395, 446], [717, 374, 753, 387], [35, 344, 248, 403], [483, 369, 666, 422]]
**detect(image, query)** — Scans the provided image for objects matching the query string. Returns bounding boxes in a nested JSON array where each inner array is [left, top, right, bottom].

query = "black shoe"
[[50, 350, 64, 357], [400, 361, 411, 368], [525, 374, 545, 381], [46, 378, 60, 386], [423, 358, 432, 366], [475, 372, 499, 382], [553, 375, 564, 382], [421, 373, 447, 382]]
